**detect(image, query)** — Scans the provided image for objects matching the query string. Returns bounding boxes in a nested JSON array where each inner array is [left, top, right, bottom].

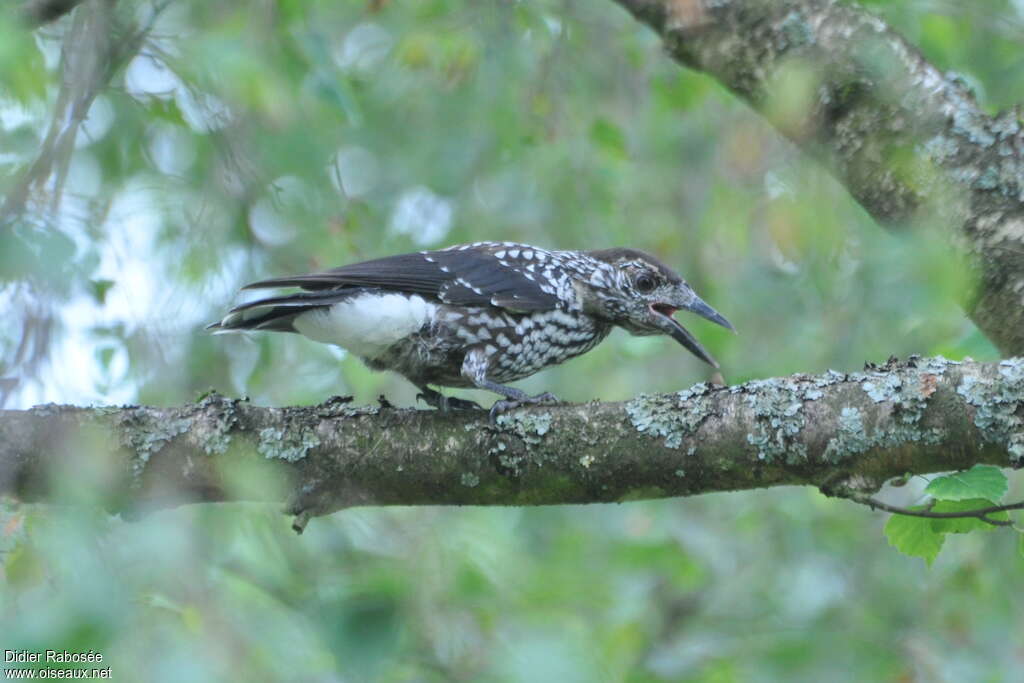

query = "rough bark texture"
[[2, 358, 1021, 524], [614, 0, 1024, 356], [7, 2, 1024, 524]]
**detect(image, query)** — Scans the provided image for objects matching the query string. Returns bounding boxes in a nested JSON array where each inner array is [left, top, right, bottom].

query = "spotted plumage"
[[208, 241, 733, 418]]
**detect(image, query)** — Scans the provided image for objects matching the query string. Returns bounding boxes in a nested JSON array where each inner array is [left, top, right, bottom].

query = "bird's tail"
[[206, 289, 361, 333]]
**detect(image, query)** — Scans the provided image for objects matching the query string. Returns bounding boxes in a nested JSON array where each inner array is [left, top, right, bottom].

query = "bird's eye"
[[636, 274, 656, 293]]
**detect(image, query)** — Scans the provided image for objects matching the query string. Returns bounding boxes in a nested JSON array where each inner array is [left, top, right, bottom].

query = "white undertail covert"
[[293, 293, 434, 359]]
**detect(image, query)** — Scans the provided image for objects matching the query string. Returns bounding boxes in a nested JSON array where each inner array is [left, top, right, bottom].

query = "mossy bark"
[[1, 358, 1020, 527]]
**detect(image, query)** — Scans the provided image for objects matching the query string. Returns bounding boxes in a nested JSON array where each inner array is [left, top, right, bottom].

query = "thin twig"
[[843, 491, 1023, 528], [2, 0, 175, 227]]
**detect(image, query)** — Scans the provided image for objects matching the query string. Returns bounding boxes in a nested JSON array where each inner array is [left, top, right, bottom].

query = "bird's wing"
[[242, 243, 562, 312]]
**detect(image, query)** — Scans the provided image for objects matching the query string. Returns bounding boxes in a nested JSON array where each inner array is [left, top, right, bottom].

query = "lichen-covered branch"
[[1, 357, 1021, 528], [612, 0, 1024, 356]]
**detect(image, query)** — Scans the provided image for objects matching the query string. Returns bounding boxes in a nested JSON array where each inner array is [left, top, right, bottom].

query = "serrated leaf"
[[885, 511, 944, 566], [924, 465, 1007, 502], [929, 498, 1007, 534]]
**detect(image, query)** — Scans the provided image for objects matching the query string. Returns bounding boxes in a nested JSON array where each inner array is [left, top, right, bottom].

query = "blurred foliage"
[[1, 0, 1022, 680]]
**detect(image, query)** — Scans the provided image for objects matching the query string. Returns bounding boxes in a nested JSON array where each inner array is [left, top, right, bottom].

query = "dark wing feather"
[[227, 288, 363, 313], [242, 245, 560, 312], [208, 289, 368, 333]]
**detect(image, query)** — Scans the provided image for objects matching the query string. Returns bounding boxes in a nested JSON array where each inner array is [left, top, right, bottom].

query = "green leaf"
[[929, 498, 1007, 534], [589, 118, 627, 159], [96, 346, 115, 371], [1018, 533, 1024, 560], [5, 542, 46, 587], [924, 465, 1007, 502], [89, 279, 116, 305], [884, 511, 944, 566]]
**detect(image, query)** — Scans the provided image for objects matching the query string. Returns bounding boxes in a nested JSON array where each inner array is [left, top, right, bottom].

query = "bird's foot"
[[488, 391, 559, 424], [441, 396, 484, 411], [416, 388, 483, 413]]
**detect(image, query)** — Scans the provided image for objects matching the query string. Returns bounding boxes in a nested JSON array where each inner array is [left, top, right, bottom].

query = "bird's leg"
[[416, 385, 482, 412], [476, 380, 558, 423], [460, 349, 559, 423]]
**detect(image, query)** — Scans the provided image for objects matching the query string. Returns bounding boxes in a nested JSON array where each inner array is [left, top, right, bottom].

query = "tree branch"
[[3, 0, 162, 227], [612, 0, 1024, 356], [1, 357, 1021, 530], [19, 0, 87, 27]]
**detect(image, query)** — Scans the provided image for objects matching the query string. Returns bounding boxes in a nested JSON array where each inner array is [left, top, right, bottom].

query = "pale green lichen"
[[824, 406, 871, 463], [495, 410, 552, 445], [743, 379, 809, 464], [923, 134, 961, 162], [832, 357, 947, 457], [777, 10, 812, 49], [487, 410, 554, 472], [487, 437, 524, 473], [952, 107, 996, 147], [257, 425, 321, 462], [957, 358, 1024, 465], [739, 369, 855, 463], [117, 410, 192, 476], [492, 410, 554, 470], [202, 422, 234, 455], [626, 383, 714, 450], [495, 451, 520, 472], [200, 404, 237, 456], [862, 373, 903, 403], [945, 106, 1024, 201]]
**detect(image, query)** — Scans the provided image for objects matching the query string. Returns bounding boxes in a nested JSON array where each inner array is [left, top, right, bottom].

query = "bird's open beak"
[[649, 294, 734, 368]]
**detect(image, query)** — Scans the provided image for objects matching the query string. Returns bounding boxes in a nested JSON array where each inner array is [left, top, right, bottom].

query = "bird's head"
[[582, 248, 734, 367]]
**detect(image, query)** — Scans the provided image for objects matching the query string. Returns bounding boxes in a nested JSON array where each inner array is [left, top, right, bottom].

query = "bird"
[[208, 241, 733, 419]]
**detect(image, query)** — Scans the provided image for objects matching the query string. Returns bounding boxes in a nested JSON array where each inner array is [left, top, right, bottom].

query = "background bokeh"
[[1, 0, 1021, 680]]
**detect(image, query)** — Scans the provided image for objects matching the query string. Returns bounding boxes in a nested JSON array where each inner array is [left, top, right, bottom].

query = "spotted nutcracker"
[[209, 241, 734, 419]]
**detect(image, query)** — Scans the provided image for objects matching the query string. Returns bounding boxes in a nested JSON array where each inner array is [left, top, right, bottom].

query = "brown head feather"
[[585, 248, 683, 284]]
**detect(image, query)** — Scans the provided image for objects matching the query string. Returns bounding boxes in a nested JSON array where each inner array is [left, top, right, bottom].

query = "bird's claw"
[[417, 392, 482, 412], [443, 396, 484, 411], [488, 392, 559, 424]]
